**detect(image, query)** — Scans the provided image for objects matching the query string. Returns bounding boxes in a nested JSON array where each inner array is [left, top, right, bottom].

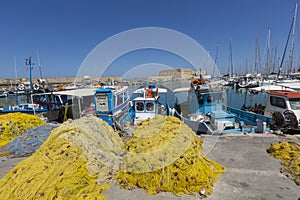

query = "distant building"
[[147, 75, 172, 81], [159, 68, 194, 80]]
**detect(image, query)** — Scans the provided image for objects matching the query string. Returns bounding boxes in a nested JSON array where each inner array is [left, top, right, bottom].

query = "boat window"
[[198, 95, 204, 105], [115, 92, 128, 107], [136, 102, 144, 112], [146, 102, 154, 112], [218, 94, 222, 103], [270, 96, 287, 109], [207, 96, 215, 103], [289, 98, 300, 110]]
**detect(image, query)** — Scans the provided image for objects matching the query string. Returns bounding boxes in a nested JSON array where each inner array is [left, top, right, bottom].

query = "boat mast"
[[288, 3, 298, 77], [266, 28, 271, 75], [245, 59, 248, 75], [212, 43, 220, 78], [14, 56, 18, 79], [277, 3, 298, 80], [36, 51, 44, 81], [14, 56, 18, 89], [254, 33, 259, 75], [25, 57, 34, 90], [229, 40, 234, 77], [272, 46, 278, 73]]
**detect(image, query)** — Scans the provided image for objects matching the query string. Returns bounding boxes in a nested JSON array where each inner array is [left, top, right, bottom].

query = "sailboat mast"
[[288, 3, 298, 76], [212, 43, 220, 78], [266, 28, 271, 75], [14, 56, 18, 79], [37, 51, 43, 80], [229, 40, 233, 77], [13, 56, 18, 90], [272, 46, 277, 73], [254, 33, 259, 75], [277, 3, 297, 80]]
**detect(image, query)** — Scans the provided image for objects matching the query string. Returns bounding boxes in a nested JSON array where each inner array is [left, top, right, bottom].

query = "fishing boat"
[[0, 57, 59, 117], [264, 90, 300, 133], [226, 89, 300, 134], [94, 85, 132, 129], [172, 86, 237, 134], [94, 84, 170, 130], [0, 90, 8, 98], [130, 85, 169, 125]]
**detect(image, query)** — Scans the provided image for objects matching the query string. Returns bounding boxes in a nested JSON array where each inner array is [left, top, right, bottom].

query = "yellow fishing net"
[[0, 116, 123, 200], [0, 113, 45, 149], [116, 116, 225, 196], [268, 141, 300, 185]]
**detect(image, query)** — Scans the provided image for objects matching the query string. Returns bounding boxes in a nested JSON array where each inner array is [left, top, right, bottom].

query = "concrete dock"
[[1, 133, 299, 200]]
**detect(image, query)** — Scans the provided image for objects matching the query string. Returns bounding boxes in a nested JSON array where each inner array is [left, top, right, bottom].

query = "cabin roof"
[[268, 90, 300, 98], [133, 88, 167, 94], [53, 88, 95, 97], [133, 97, 156, 101], [173, 87, 191, 93]]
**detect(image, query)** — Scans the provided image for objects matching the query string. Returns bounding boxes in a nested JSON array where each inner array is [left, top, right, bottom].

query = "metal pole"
[[25, 57, 33, 90]]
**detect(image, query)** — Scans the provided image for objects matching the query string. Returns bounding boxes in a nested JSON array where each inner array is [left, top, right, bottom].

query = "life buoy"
[[18, 84, 25, 91], [146, 88, 153, 98], [33, 83, 40, 90]]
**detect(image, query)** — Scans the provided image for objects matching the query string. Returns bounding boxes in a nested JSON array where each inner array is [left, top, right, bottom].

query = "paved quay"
[[0, 133, 299, 200]]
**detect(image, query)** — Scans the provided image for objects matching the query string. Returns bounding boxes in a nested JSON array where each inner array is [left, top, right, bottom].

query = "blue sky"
[[0, 0, 299, 79]]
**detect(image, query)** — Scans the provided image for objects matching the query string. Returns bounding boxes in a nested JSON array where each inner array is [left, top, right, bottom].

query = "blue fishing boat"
[[172, 86, 237, 134], [0, 57, 74, 120], [94, 86, 133, 129], [94, 85, 170, 129]]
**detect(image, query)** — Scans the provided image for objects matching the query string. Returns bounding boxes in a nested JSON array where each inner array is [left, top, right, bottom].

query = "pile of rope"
[[116, 116, 225, 196], [268, 141, 300, 185], [0, 113, 45, 149], [0, 116, 123, 199]]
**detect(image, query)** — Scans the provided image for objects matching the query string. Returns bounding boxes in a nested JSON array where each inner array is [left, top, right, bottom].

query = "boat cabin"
[[264, 90, 300, 129], [94, 86, 131, 128], [131, 85, 168, 124]]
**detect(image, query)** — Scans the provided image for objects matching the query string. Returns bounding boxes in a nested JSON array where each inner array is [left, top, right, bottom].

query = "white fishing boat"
[[130, 85, 168, 124]]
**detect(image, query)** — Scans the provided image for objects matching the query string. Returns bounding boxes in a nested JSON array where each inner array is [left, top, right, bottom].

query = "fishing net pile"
[[0, 125, 57, 157], [0, 113, 45, 149], [268, 141, 300, 185], [0, 116, 123, 200], [116, 116, 225, 196]]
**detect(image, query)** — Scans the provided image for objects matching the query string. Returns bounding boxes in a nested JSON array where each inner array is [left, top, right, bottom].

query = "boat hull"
[[226, 106, 272, 126]]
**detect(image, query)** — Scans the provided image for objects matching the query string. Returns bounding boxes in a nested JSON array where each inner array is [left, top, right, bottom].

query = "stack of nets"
[[268, 141, 300, 185], [0, 113, 45, 149], [116, 116, 225, 196], [0, 125, 57, 157], [0, 116, 123, 200]]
